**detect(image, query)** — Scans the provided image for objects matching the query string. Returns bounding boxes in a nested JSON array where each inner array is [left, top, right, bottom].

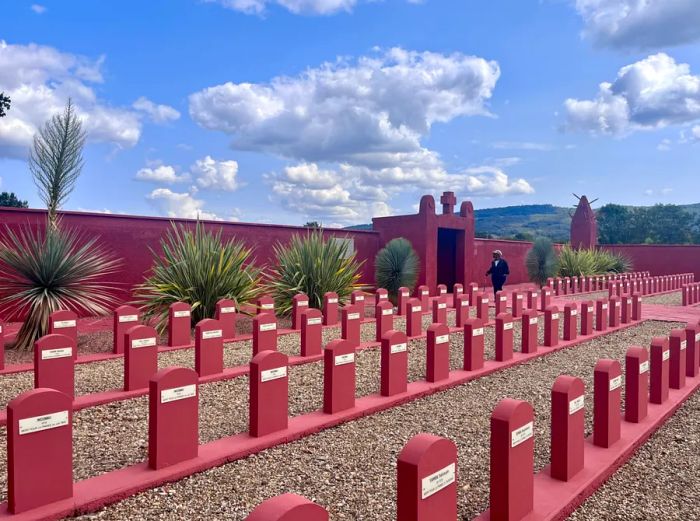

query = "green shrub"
[[134, 222, 262, 333], [374, 238, 420, 303], [556, 245, 632, 277], [525, 237, 557, 287], [266, 230, 363, 316]]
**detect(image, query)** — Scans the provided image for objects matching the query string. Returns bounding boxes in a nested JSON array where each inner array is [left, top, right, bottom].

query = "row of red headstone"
[[241, 322, 700, 521], [682, 283, 700, 306]]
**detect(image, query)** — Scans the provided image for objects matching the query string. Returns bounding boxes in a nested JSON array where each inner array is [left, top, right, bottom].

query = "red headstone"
[[215, 298, 238, 340], [250, 350, 289, 437], [521, 309, 538, 354], [381, 330, 408, 397], [563, 277, 570, 295], [350, 290, 366, 308], [593, 359, 622, 448], [292, 293, 310, 330], [476, 293, 489, 323], [432, 296, 448, 326], [464, 318, 485, 370], [468, 282, 479, 305], [455, 294, 470, 328], [323, 339, 355, 414], [526, 290, 539, 311], [113, 305, 139, 354], [7, 389, 73, 514], [245, 494, 329, 521], [406, 298, 423, 338], [539, 287, 552, 313], [620, 295, 633, 324], [511, 291, 523, 318], [550, 375, 585, 481], [376, 301, 394, 342], [632, 294, 643, 321], [608, 296, 621, 328], [417, 285, 430, 311], [555, 278, 563, 296], [436, 284, 448, 300], [572, 277, 579, 293], [668, 329, 687, 390], [300, 308, 323, 357], [650, 337, 670, 404], [253, 313, 278, 356], [148, 367, 198, 469], [397, 286, 411, 316], [194, 318, 224, 377], [685, 323, 700, 378], [375, 288, 389, 317], [256, 295, 275, 315], [489, 399, 534, 521], [427, 323, 450, 382], [322, 292, 339, 326], [48, 310, 78, 359], [495, 312, 514, 362], [124, 325, 159, 391], [625, 346, 649, 423], [168, 302, 192, 347], [341, 305, 362, 348], [581, 301, 594, 336], [495, 291, 508, 316], [544, 305, 559, 347], [397, 434, 458, 521], [452, 283, 464, 308], [595, 299, 608, 332], [563, 303, 578, 342], [34, 334, 75, 398]]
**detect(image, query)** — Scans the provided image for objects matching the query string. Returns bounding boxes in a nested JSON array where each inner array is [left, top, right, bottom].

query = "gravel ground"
[[58, 320, 683, 521], [560, 291, 609, 302], [642, 291, 682, 307]]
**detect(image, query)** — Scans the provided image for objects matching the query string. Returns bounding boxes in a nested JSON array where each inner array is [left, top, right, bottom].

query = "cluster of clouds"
[[206, 0, 421, 16]]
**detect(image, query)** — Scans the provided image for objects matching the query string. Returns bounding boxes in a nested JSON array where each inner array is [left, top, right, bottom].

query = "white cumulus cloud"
[[147, 188, 220, 220], [192, 155, 240, 191], [132, 96, 181, 123], [31, 4, 47, 14], [135, 165, 190, 184], [208, 0, 418, 15]]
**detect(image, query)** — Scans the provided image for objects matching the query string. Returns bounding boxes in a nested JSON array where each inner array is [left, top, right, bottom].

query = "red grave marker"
[[341, 305, 362, 348], [168, 302, 192, 347], [253, 313, 278, 356], [581, 301, 594, 336], [323, 339, 355, 414], [685, 323, 700, 378], [595, 299, 609, 332], [406, 298, 423, 338], [452, 283, 464, 308], [521, 309, 538, 354], [625, 346, 649, 423], [417, 285, 430, 311], [215, 298, 238, 340], [350, 289, 366, 308], [650, 337, 670, 404], [526, 290, 539, 311], [301, 308, 323, 357], [632, 294, 642, 322], [291, 294, 309, 330], [245, 494, 329, 521], [124, 325, 159, 391], [194, 318, 224, 377], [593, 359, 622, 448], [256, 295, 275, 315], [34, 334, 75, 399], [427, 323, 450, 382], [113, 305, 140, 354], [495, 291, 508, 315], [668, 329, 687, 390], [455, 294, 470, 328], [376, 301, 394, 342], [432, 296, 448, 326], [495, 312, 514, 362], [381, 330, 408, 396], [322, 292, 339, 326], [397, 286, 411, 316], [468, 282, 479, 305], [464, 318, 485, 370], [563, 303, 578, 341], [375, 288, 389, 317], [550, 375, 585, 481], [544, 305, 559, 347], [540, 287, 552, 312], [476, 293, 489, 323], [250, 350, 289, 437], [48, 310, 78, 359], [620, 295, 633, 324], [608, 296, 621, 327], [511, 291, 523, 318]]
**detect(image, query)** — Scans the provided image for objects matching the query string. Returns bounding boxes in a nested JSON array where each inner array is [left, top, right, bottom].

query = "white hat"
[[493, 250, 502, 256]]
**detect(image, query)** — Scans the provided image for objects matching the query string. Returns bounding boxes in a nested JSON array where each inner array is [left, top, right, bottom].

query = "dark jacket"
[[487, 259, 510, 283]]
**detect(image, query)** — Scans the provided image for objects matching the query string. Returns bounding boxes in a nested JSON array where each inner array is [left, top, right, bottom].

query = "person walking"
[[486, 249, 509, 296]]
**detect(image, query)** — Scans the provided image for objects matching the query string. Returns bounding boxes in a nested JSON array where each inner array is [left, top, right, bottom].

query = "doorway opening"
[[437, 228, 463, 289]]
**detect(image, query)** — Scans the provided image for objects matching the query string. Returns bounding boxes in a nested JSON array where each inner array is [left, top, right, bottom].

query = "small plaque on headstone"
[[173, 310, 191, 318], [504, 322, 513, 330], [53, 320, 76, 329], [19, 410, 69, 435], [307, 317, 322, 326], [261, 366, 287, 382], [391, 342, 408, 354], [132, 337, 157, 349], [662, 349, 670, 361], [551, 313, 560, 320], [511, 421, 534, 447], [261, 303, 274, 310], [119, 314, 138, 323], [609, 375, 622, 391], [640, 361, 649, 374], [220, 306, 236, 313], [435, 334, 449, 344], [161, 384, 197, 403], [421, 462, 456, 500], [328, 298, 338, 304], [473, 327, 484, 336], [259, 323, 277, 332], [569, 395, 584, 415], [529, 317, 538, 325], [348, 312, 361, 320], [41, 348, 72, 360], [335, 353, 355, 366], [382, 308, 393, 316], [438, 303, 446, 309], [202, 329, 222, 339]]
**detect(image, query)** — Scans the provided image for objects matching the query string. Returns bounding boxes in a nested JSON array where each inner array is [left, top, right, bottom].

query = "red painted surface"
[[464, 319, 485, 370], [215, 298, 237, 340], [194, 319, 224, 377], [397, 287, 410, 316], [669, 329, 687, 390], [252, 313, 277, 356], [511, 291, 523, 318], [34, 334, 75, 399], [406, 299, 423, 338], [686, 324, 700, 377], [375, 301, 394, 342], [124, 325, 158, 391], [608, 296, 621, 328], [602, 244, 700, 282], [476, 293, 489, 323], [250, 351, 289, 437], [291, 294, 309, 330], [113, 305, 140, 354], [168, 302, 192, 347], [563, 303, 578, 342], [581, 301, 594, 336], [323, 339, 355, 414], [300, 309, 322, 357], [455, 295, 469, 327], [426, 324, 450, 382], [322, 292, 339, 326], [148, 367, 199, 469], [48, 310, 78, 358], [495, 313, 513, 362], [650, 337, 670, 404], [550, 375, 585, 481], [593, 359, 622, 448], [245, 494, 329, 521], [544, 306, 560, 347], [495, 291, 508, 315], [625, 346, 649, 423], [432, 296, 448, 326], [521, 309, 538, 354], [340, 305, 361, 348], [540, 287, 552, 313], [397, 434, 458, 521], [380, 330, 408, 397]]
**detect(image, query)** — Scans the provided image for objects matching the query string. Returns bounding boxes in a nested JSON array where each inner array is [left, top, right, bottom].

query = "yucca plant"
[[134, 221, 262, 334], [556, 245, 632, 277], [266, 230, 364, 316], [525, 237, 557, 288], [0, 224, 121, 350], [375, 238, 420, 303]]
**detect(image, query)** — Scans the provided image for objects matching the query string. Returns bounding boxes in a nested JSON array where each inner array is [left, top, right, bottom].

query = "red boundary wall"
[[600, 244, 700, 282]]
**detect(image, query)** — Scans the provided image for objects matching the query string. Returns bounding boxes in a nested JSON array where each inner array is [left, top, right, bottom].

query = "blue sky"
[[1, 0, 699, 226]]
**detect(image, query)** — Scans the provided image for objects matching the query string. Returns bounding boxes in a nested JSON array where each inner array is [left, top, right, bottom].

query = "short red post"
[[124, 325, 159, 391], [511, 291, 523, 318], [608, 296, 621, 327], [632, 294, 642, 321], [595, 300, 608, 332], [620, 295, 633, 324], [341, 305, 362, 348], [113, 305, 139, 354], [437, 284, 448, 302], [476, 292, 489, 323], [432, 296, 448, 325], [406, 298, 423, 337], [381, 330, 408, 396], [292, 293, 309, 330], [452, 283, 464, 308], [581, 301, 594, 336], [625, 346, 649, 423], [593, 359, 622, 448], [350, 290, 366, 312], [168, 302, 192, 347], [300, 308, 323, 357], [539, 287, 552, 312], [464, 318, 485, 370], [563, 303, 578, 342], [322, 291, 339, 326], [468, 282, 479, 304], [34, 334, 75, 399], [194, 318, 224, 377], [668, 329, 687, 390], [417, 285, 430, 311], [427, 323, 450, 382], [253, 313, 278, 356], [495, 312, 514, 362], [495, 291, 508, 315], [250, 350, 289, 436], [521, 309, 538, 354], [526, 289, 539, 311], [149, 367, 198, 469], [544, 305, 559, 347], [685, 323, 700, 377], [397, 434, 458, 521], [489, 399, 534, 521], [375, 288, 389, 316], [397, 286, 411, 316], [550, 375, 585, 481], [455, 294, 470, 327], [7, 389, 73, 514], [245, 494, 329, 521], [650, 337, 670, 404], [256, 294, 275, 315], [323, 339, 355, 414], [48, 310, 78, 359], [215, 298, 237, 340]]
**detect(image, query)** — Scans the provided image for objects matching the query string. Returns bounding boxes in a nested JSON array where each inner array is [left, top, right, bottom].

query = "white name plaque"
[[119, 314, 138, 323], [570, 309, 578, 316], [19, 411, 69, 435], [421, 463, 456, 500], [328, 298, 338, 304], [354, 296, 365, 302], [307, 317, 322, 326], [435, 334, 449, 344], [220, 306, 236, 313], [472, 328, 484, 337], [511, 421, 534, 447], [438, 303, 446, 309], [461, 300, 469, 307], [297, 301, 309, 307], [161, 384, 197, 403], [529, 318, 538, 325], [382, 309, 393, 316], [391, 343, 407, 354], [202, 329, 222, 340], [503, 322, 513, 330], [261, 303, 274, 310], [348, 312, 361, 320], [41, 348, 72, 360], [569, 395, 584, 415], [551, 313, 560, 320], [421, 290, 429, 296], [662, 349, 670, 361], [413, 306, 423, 313], [261, 367, 287, 382], [639, 361, 649, 374], [680, 341, 687, 351], [53, 320, 76, 329], [335, 353, 355, 366], [132, 337, 156, 349], [609, 375, 622, 391], [173, 310, 190, 318]]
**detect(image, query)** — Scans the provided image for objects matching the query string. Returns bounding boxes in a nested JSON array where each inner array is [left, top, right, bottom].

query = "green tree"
[[597, 204, 634, 244], [0, 192, 28, 208], [0, 92, 9, 118], [643, 205, 693, 244], [303, 221, 321, 228]]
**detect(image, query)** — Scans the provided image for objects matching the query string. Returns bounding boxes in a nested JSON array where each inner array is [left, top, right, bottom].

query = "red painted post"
[[432, 296, 448, 326], [593, 359, 622, 448], [685, 323, 700, 377], [495, 313, 514, 362], [350, 290, 366, 314], [455, 294, 470, 328], [253, 313, 278, 356], [632, 294, 643, 321], [376, 300, 394, 342], [168, 302, 192, 347], [300, 308, 323, 357], [682, 285, 689, 306], [48, 310, 78, 359], [398, 287, 411, 316], [34, 334, 75, 399], [476, 292, 489, 323], [595, 299, 608, 332], [550, 375, 585, 481], [437, 284, 448, 306], [668, 329, 687, 390], [572, 276, 578, 293], [526, 289, 539, 311], [215, 298, 237, 340], [7, 389, 73, 514], [341, 305, 362, 348], [194, 318, 224, 377], [581, 301, 594, 336], [539, 287, 552, 312], [555, 278, 563, 295], [375, 288, 389, 317], [292, 293, 309, 330], [406, 298, 423, 338], [417, 285, 430, 311], [563, 303, 578, 342], [256, 295, 275, 315], [322, 292, 339, 326], [397, 434, 458, 521], [489, 399, 534, 521], [452, 283, 464, 308], [544, 305, 559, 347], [511, 291, 523, 318], [495, 291, 508, 315], [245, 494, 329, 521], [620, 295, 633, 324], [427, 323, 450, 382], [381, 330, 408, 396], [563, 277, 570, 295], [650, 337, 670, 404], [113, 305, 139, 354], [124, 325, 159, 391], [608, 296, 620, 328], [468, 282, 479, 305], [149, 367, 198, 469], [625, 346, 649, 423], [464, 318, 485, 370], [323, 339, 355, 414], [250, 351, 289, 437], [521, 309, 538, 354]]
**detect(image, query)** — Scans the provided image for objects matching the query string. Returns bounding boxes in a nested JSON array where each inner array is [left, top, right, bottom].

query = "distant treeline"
[[597, 204, 700, 245]]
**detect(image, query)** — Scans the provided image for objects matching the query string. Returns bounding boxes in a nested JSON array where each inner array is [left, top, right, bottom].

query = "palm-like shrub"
[[374, 238, 420, 303], [266, 230, 363, 316], [134, 222, 262, 333], [525, 237, 557, 287], [0, 224, 121, 350], [557, 245, 632, 277]]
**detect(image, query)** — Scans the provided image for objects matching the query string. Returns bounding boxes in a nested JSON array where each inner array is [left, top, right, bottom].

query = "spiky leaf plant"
[[266, 230, 364, 316], [134, 222, 262, 334], [374, 238, 420, 303], [0, 223, 121, 351], [525, 237, 557, 288], [556, 245, 633, 277]]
